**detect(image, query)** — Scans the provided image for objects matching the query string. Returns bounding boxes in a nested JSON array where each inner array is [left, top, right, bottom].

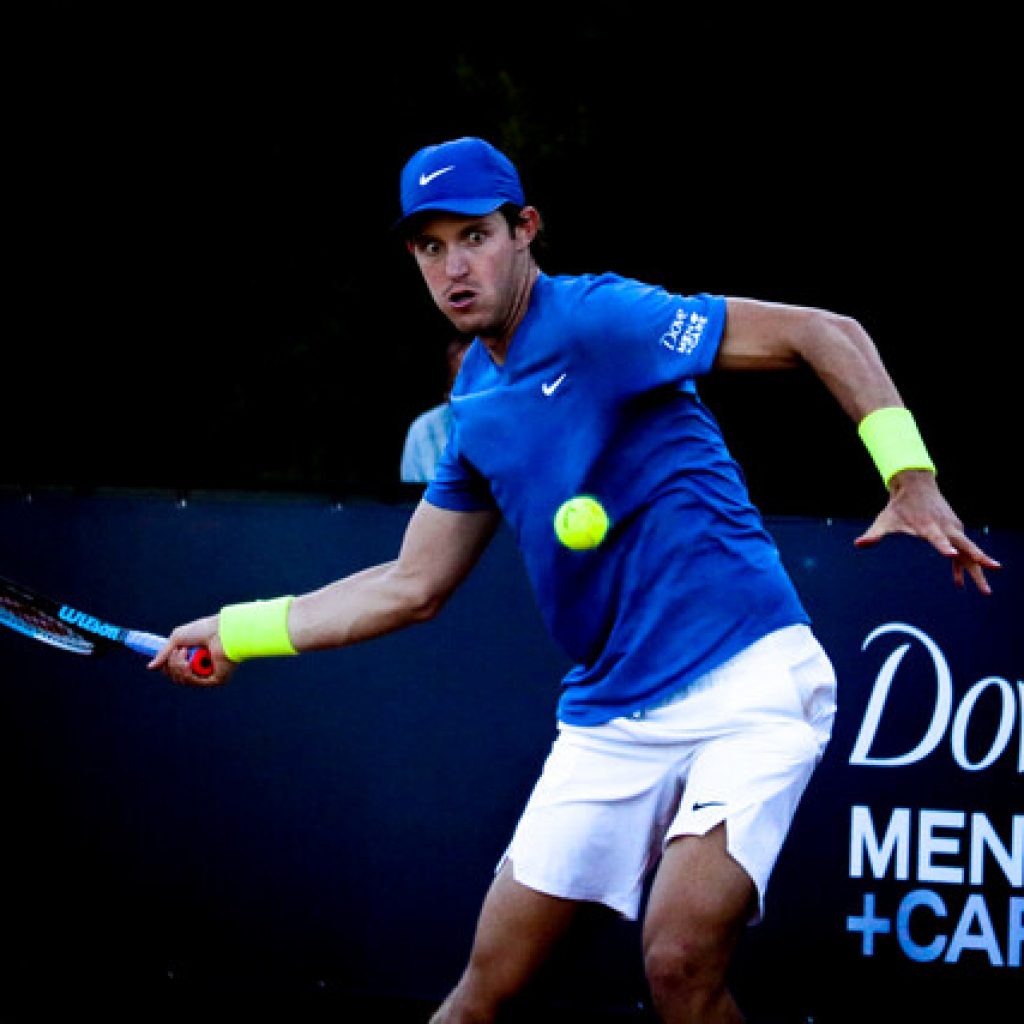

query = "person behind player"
[[400, 335, 472, 483], [152, 137, 999, 1023]]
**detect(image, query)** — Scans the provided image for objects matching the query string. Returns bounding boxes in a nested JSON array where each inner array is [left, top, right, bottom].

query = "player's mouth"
[[447, 288, 477, 312]]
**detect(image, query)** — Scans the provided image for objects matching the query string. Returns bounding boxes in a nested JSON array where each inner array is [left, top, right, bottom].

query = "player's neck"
[[481, 263, 539, 367]]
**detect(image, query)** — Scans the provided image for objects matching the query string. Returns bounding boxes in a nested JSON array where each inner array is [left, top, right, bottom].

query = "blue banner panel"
[[0, 492, 1018, 1020], [736, 519, 1021, 1021]]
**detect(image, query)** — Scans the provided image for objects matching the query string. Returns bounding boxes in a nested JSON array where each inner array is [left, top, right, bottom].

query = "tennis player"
[[153, 137, 999, 1023]]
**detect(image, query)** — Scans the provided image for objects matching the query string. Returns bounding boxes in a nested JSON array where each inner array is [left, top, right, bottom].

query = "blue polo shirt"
[[425, 272, 808, 725]]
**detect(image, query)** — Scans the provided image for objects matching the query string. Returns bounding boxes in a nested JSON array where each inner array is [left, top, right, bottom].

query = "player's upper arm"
[[393, 499, 500, 616], [714, 296, 814, 372]]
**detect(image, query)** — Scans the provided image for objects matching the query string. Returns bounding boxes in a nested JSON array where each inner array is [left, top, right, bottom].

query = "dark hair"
[[497, 203, 524, 235], [498, 203, 544, 245], [401, 203, 541, 244]]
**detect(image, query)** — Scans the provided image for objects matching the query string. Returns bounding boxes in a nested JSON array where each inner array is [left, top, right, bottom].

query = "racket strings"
[[0, 589, 94, 654]]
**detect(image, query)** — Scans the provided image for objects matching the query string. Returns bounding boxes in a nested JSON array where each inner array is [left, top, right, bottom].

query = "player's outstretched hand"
[[149, 614, 236, 686], [854, 470, 1002, 594]]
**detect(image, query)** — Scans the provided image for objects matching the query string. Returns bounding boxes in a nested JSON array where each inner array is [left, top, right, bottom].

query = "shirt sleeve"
[[423, 423, 498, 513], [575, 275, 726, 394]]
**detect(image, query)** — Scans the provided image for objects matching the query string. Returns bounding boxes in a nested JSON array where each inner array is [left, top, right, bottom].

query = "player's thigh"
[[465, 862, 580, 988], [642, 823, 755, 965]]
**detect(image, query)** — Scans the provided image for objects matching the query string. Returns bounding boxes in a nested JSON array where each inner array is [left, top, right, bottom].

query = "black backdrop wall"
[[6, 11, 1018, 529]]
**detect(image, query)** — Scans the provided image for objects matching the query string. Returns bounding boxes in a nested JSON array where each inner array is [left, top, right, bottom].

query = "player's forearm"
[[288, 562, 442, 652], [719, 299, 904, 422], [792, 309, 903, 422]]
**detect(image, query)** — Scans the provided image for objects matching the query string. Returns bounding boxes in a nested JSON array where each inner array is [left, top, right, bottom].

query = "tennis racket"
[[0, 574, 213, 677]]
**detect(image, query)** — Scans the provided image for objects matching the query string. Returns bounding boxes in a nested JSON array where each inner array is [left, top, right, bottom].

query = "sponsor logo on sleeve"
[[660, 307, 709, 355]]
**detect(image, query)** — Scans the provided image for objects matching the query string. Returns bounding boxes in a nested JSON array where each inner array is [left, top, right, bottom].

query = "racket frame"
[[0, 574, 213, 676]]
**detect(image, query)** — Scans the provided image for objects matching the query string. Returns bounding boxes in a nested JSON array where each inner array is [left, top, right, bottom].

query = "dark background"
[[2, 13, 1019, 1020], [6, 9, 1017, 528]]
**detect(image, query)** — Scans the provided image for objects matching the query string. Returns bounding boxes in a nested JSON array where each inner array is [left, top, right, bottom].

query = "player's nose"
[[445, 246, 470, 279]]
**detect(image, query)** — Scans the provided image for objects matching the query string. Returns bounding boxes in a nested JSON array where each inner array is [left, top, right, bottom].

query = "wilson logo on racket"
[[0, 573, 214, 678], [58, 605, 121, 640]]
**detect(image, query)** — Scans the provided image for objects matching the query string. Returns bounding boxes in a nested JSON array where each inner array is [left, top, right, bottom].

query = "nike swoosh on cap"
[[419, 165, 455, 186]]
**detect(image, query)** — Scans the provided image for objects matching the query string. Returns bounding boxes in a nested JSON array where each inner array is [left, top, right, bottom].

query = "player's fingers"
[[148, 618, 217, 682], [153, 645, 189, 684], [147, 639, 171, 670], [854, 509, 920, 548], [951, 551, 995, 596], [951, 532, 1001, 596], [164, 646, 222, 687], [853, 526, 880, 548], [148, 628, 195, 672], [951, 557, 966, 590], [853, 512, 894, 548], [919, 520, 960, 559], [949, 530, 1002, 571], [965, 560, 992, 595], [933, 521, 1000, 595]]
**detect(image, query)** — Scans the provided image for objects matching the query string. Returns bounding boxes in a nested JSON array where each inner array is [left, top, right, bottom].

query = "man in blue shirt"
[[155, 137, 999, 1023], [400, 336, 471, 483]]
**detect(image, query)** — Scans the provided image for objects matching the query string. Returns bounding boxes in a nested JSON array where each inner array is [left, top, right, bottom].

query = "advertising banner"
[[750, 519, 1020, 1020], [0, 493, 1018, 1020]]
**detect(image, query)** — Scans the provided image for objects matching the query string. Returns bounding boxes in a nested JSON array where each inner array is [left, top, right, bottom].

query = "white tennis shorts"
[[500, 624, 837, 923]]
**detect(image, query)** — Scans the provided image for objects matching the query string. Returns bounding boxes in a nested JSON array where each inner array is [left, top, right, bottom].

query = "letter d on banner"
[[851, 623, 953, 767]]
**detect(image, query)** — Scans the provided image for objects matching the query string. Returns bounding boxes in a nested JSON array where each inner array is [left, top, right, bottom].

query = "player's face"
[[407, 210, 536, 340]]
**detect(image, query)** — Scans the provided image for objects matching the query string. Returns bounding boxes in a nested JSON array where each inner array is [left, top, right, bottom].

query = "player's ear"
[[515, 206, 542, 247]]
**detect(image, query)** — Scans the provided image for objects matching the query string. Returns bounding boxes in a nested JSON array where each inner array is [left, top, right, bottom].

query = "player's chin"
[[442, 294, 487, 328], [444, 309, 486, 334]]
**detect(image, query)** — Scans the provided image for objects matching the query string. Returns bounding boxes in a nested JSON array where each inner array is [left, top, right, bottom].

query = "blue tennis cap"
[[397, 137, 525, 231]]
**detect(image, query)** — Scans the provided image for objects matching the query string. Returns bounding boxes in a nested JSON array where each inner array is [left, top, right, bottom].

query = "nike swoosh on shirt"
[[541, 373, 567, 396], [692, 800, 726, 812], [419, 165, 455, 186]]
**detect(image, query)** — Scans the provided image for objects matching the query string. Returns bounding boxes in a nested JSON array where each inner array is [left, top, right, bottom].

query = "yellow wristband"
[[219, 596, 298, 662], [857, 407, 936, 487]]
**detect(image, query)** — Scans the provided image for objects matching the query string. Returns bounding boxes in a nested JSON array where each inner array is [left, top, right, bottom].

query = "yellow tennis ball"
[[554, 496, 609, 550]]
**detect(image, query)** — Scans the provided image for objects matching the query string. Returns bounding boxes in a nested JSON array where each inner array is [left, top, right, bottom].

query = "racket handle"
[[188, 646, 215, 678], [125, 631, 214, 677]]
